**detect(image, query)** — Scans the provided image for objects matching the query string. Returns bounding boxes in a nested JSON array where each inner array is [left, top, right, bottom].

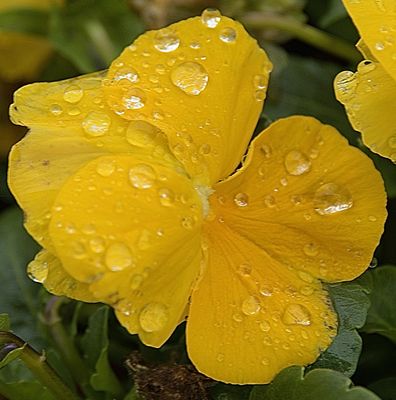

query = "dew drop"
[[303, 242, 319, 257], [114, 67, 139, 83], [237, 263, 252, 276], [334, 71, 357, 102], [216, 353, 225, 362], [139, 302, 168, 332], [388, 136, 396, 149], [219, 27, 237, 43], [89, 237, 105, 253], [27, 254, 48, 283], [234, 192, 249, 207], [170, 62, 208, 95], [259, 286, 273, 297], [105, 242, 133, 271], [63, 85, 83, 103], [260, 144, 272, 159], [298, 271, 314, 283], [375, 41, 385, 51], [282, 304, 311, 326], [154, 28, 180, 52], [300, 286, 314, 296], [201, 8, 221, 28], [72, 242, 87, 259], [122, 88, 146, 109], [357, 60, 376, 74], [284, 150, 311, 175], [259, 320, 271, 332], [253, 74, 267, 90], [255, 90, 266, 101], [241, 296, 261, 315], [129, 164, 156, 189], [50, 104, 63, 116], [369, 257, 378, 269], [131, 274, 144, 289], [96, 160, 115, 177], [264, 195, 276, 208], [313, 183, 353, 215], [158, 188, 175, 206], [82, 111, 111, 137], [181, 216, 195, 230], [126, 120, 157, 147]]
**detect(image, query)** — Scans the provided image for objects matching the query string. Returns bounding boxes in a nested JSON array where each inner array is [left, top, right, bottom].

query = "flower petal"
[[210, 116, 386, 282], [29, 249, 97, 302], [104, 13, 272, 185], [342, 0, 396, 81], [48, 154, 203, 347], [187, 220, 337, 384], [8, 72, 170, 249], [334, 60, 396, 162]]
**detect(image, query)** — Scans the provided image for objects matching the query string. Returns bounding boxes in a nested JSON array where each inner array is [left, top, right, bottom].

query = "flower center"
[[194, 185, 215, 218]]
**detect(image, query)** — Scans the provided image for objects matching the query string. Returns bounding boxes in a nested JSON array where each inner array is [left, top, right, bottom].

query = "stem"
[[0, 332, 79, 400], [42, 297, 92, 397], [241, 12, 362, 64]]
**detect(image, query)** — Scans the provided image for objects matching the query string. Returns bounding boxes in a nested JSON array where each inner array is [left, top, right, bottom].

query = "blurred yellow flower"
[[335, 0, 396, 163], [8, 10, 386, 384], [0, 0, 59, 81]]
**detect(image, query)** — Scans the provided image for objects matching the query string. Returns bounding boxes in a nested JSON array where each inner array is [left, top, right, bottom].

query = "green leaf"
[[318, 0, 347, 28], [0, 8, 49, 36], [49, 0, 144, 73], [369, 377, 396, 400], [0, 314, 10, 332], [81, 306, 122, 396], [0, 208, 41, 345], [309, 282, 370, 376], [0, 344, 25, 369], [249, 366, 380, 400], [361, 265, 396, 343], [0, 380, 55, 400], [124, 387, 140, 400]]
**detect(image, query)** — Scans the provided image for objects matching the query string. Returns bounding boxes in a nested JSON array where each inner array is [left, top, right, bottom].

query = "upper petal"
[[210, 116, 386, 283], [103, 12, 272, 185], [342, 0, 396, 81], [48, 153, 203, 347], [334, 60, 396, 162]]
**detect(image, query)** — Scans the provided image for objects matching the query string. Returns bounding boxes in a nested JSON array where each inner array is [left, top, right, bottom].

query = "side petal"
[[187, 220, 337, 384], [48, 154, 203, 347], [211, 116, 387, 282], [334, 60, 396, 162], [104, 13, 272, 185], [8, 72, 172, 249], [28, 250, 97, 302], [342, 0, 396, 81]]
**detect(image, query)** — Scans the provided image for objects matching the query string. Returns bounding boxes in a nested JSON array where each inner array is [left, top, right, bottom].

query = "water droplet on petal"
[[303, 242, 319, 257], [284, 150, 311, 175], [122, 88, 146, 109], [63, 85, 83, 103], [253, 74, 267, 90], [50, 104, 63, 115], [28, 254, 48, 283], [158, 188, 175, 206], [154, 28, 180, 52], [114, 67, 139, 83], [171, 62, 208, 95], [369, 257, 378, 268], [219, 27, 237, 43], [89, 237, 105, 253], [82, 111, 111, 137], [282, 304, 311, 326], [181, 216, 196, 230], [255, 90, 266, 101], [139, 302, 168, 332], [96, 160, 115, 177], [259, 320, 271, 332], [375, 42, 385, 51], [313, 183, 353, 215], [357, 60, 376, 74], [216, 353, 225, 362], [260, 144, 272, 158], [237, 263, 252, 276], [129, 164, 156, 189], [234, 192, 249, 207], [334, 71, 357, 102], [105, 242, 133, 271], [201, 8, 221, 28], [259, 286, 273, 297], [241, 296, 261, 315], [264, 195, 276, 208], [388, 136, 396, 149]]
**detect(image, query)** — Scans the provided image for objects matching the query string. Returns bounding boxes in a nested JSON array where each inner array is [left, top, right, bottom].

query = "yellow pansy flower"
[[8, 10, 387, 384], [335, 0, 396, 162], [0, 0, 59, 81]]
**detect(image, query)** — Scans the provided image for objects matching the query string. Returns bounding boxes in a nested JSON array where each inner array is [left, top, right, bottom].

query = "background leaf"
[[250, 366, 380, 400], [0, 314, 10, 331]]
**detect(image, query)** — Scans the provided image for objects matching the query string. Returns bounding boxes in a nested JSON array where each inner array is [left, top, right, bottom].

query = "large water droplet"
[[139, 302, 168, 332], [313, 183, 353, 215], [219, 27, 237, 43], [63, 85, 83, 103], [357, 60, 376, 74], [82, 111, 111, 137], [284, 150, 311, 175], [114, 67, 139, 83], [171, 62, 208, 95], [27, 254, 48, 283], [234, 192, 249, 207], [129, 164, 156, 189], [241, 296, 261, 315], [282, 304, 311, 326], [105, 242, 133, 271], [201, 8, 221, 28], [334, 71, 357, 102], [154, 29, 180, 52], [122, 88, 146, 109]]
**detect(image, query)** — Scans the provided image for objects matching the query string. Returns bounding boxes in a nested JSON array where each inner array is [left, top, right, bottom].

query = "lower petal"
[[187, 221, 337, 384]]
